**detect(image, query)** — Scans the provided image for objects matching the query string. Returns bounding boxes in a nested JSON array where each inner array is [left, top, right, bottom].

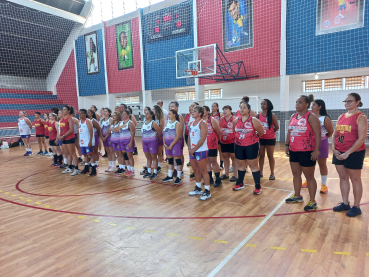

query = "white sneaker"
[[189, 186, 203, 196], [71, 169, 81, 176], [229, 166, 234, 173], [199, 190, 212, 200], [62, 168, 73, 174], [48, 152, 53, 156]]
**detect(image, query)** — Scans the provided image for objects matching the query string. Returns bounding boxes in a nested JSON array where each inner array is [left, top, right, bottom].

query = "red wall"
[[56, 50, 79, 111], [105, 19, 142, 94], [196, 0, 281, 84]]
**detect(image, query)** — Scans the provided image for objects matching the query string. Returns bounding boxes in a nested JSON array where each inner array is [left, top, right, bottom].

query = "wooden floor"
[[0, 138, 369, 277]]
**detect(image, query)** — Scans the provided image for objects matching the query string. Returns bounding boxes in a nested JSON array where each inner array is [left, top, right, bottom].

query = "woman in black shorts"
[[332, 93, 367, 217], [258, 99, 279, 180]]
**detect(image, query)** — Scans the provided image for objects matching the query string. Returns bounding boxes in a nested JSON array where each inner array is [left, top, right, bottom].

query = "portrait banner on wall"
[[84, 31, 100, 75], [116, 21, 134, 70], [316, 0, 365, 35], [222, 0, 253, 53]]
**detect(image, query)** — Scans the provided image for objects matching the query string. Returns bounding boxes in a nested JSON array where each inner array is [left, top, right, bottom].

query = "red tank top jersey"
[[220, 116, 235, 144], [44, 120, 49, 135], [185, 113, 190, 135], [236, 110, 241, 118], [335, 112, 366, 152], [289, 111, 315, 152], [258, 113, 276, 139], [212, 112, 221, 123], [34, 118, 44, 135], [235, 116, 259, 146], [48, 122, 57, 141], [60, 116, 75, 140], [206, 117, 218, 149]]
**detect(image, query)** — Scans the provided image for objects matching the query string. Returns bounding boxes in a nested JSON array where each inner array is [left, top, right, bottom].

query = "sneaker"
[[107, 166, 116, 172], [47, 152, 53, 156], [304, 200, 317, 211], [43, 151, 48, 155], [285, 194, 303, 203], [81, 166, 89, 174], [157, 166, 161, 173], [24, 151, 31, 156], [62, 168, 73, 174], [37, 150, 43, 155], [102, 153, 108, 158], [214, 178, 222, 188], [199, 189, 211, 201], [346, 206, 361, 217], [254, 187, 262, 195], [220, 175, 229, 180], [181, 171, 184, 176], [115, 168, 123, 174], [229, 166, 234, 173], [143, 172, 151, 178], [162, 176, 174, 182], [78, 157, 83, 163], [80, 161, 85, 166], [320, 184, 328, 194], [54, 163, 61, 167], [88, 170, 97, 177], [302, 180, 308, 188], [24, 151, 29, 156], [190, 172, 195, 178], [128, 171, 135, 177], [230, 176, 238, 182], [29, 151, 33, 155], [333, 202, 351, 212], [187, 162, 191, 166], [105, 166, 111, 172], [140, 168, 148, 175], [150, 173, 158, 180], [174, 177, 182, 185], [59, 164, 67, 169], [189, 186, 203, 196], [210, 179, 214, 185], [133, 151, 138, 155], [123, 170, 130, 177], [71, 169, 81, 176], [269, 175, 275, 180], [173, 169, 177, 176], [232, 184, 244, 191], [50, 163, 56, 167]]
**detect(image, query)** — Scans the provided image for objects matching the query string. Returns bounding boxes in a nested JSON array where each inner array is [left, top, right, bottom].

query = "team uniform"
[[120, 120, 135, 152], [206, 116, 218, 157], [18, 118, 31, 139], [258, 113, 276, 146], [79, 119, 95, 155], [44, 120, 49, 139], [110, 122, 122, 152], [155, 118, 164, 146], [35, 119, 45, 137], [220, 116, 235, 153], [163, 120, 182, 157], [141, 120, 159, 154], [189, 120, 208, 161], [101, 118, 112, 147], [288, 111, 316, 167], [332, 112, 366, 169], [91, 118, 99, 146], [318, 116, 329, 159], [60, 117, 76, 144], [234, 116, 260, 160], [48, 122, 58, 146]]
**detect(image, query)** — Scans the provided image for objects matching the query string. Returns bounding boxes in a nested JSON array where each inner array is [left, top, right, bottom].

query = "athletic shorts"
[[122, 140, 135, 153], [190, 150, 208, 161], [142, 140, 159, 154], [235, 142, 260, 160], [103, 136, 112, 147], [20, 135, 30, 139], [49, 140, 57, 147], [259, 138, 276, 146], [59, 140, 63, 146], [208, 148, 218, 157], [289, 150, 316, 167], [220, 143, 235, 154], [112, 141, 124, 152], [165, 141, 182, 157], [332, 150, 365, 170], [319, 139, 329, 159], [62, 138, 76, 144], [159, 138, 163, 146], [36, 134, 45, 138], [81, 146, 94, 155], [45, 136, 49, 139], [94, 133, 99, 146]]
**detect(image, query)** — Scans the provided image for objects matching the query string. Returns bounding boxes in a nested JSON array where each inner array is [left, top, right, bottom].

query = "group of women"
[[18, 92, 367, 217]]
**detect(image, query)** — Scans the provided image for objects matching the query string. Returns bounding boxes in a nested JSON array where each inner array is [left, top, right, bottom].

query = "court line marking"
[[214, 240, 228, 244], [207, 191, 293, 277], [301, 249, 317, 253], [189, 237, 202, 240], [271, 247, 286, 250], [246, 244, 256, 247], [334, 252, 350, 255]]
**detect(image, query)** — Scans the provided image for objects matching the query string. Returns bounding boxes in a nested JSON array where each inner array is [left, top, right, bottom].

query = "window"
[[346, 76, 365, 90], [175, 91, 196, 101], [324, 78, 342, 91], [116, 96, 139, 105], [304, 80, 322, 92], [204, 89, 222, 99]]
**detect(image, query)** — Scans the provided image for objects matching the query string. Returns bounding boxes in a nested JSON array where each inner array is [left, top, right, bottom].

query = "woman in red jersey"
[[43, 113, 52, 155], [258, 99, 279, 180], [203, 106, 222, 187], [59, 105, 80, 176], [34, 112, 47, 155], [219, 105, 238, 182], [332, 93, 367, 217], [48, 113, 62, 167], [211, 102, 224, 169], [233, 102, 264, 194], [285, 95, 321, 212]]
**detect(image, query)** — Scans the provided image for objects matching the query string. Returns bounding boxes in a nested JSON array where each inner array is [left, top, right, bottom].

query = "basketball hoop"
[[184, 69, 197, 86], [184, 69, 198, 76]]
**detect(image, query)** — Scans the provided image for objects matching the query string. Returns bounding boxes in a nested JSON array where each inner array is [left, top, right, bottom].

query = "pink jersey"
[[258, 112, 276, 139], [335, 112, 366, 152], [235, 116, 259, 146], [206, 116, 218, 149], [236, 110, 241, 118], [220, 116, 235, 144], [289, 111, 315, 152], [212, 112, 221, 123]]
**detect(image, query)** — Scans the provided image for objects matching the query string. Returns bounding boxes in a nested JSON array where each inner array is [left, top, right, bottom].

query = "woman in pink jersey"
[[285, 95, 321, 212], [220, 105, 238, 182], [212, 102, 224, 170], [233, 102, 264, 194], [258, 99, 279, 180], [203, 106, 222, 187], [332, 93, 367, 217]]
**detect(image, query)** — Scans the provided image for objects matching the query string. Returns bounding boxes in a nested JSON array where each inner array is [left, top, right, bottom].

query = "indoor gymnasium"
[[0, 0, 369, 276]]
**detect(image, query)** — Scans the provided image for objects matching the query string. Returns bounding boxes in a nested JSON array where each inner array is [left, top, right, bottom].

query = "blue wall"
[[287, 0, 369, 75], [75, 28, 107, 96], [143, 0, 194, 90]]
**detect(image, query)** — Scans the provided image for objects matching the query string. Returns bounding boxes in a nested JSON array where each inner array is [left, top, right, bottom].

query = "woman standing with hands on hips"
[[332, 93, 367, 217], [285, 95, 321, 211]]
